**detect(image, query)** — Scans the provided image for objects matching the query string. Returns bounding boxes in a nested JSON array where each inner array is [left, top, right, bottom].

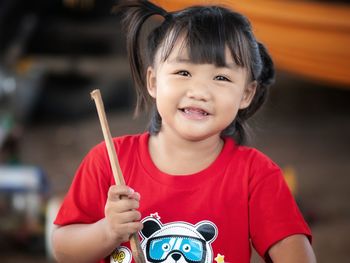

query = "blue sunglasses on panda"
[[146, 235, 206, 263]]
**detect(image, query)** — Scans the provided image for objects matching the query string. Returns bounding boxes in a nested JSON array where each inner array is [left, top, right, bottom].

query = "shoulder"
[[90, 132, 148, 156], [79, 133, 148, 182], [88, 132, 148, 172], [223, 137, 282, 183], [225, 137, 280, 172], [79, 133, 147, 171], [113, 132, 147, 150], [238, 145, 280, 171]]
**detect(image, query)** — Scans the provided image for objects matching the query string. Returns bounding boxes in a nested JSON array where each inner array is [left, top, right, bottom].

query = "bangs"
[[158, 6, 251, 70]]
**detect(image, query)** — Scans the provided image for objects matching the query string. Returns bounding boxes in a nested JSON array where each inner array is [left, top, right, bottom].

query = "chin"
[[179, 130, 219, 142]]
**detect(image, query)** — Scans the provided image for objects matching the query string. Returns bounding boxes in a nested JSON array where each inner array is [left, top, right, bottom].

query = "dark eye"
[[182, 244, 191, 252], [162, 243, 171, 252], [214, 75, 231, 82], [176, 70, 191, 77]]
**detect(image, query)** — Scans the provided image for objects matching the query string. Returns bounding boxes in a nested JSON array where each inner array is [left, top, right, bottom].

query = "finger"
[[105, 198, 140, 215], [128, 191, 141, 201], [114, 210, 142, 224], [124, 221, 144, 234], [108, 222, 143, 244], [113, 222, 144, 243], [115, 198, 140, 212], [108, 185, 134, 201]]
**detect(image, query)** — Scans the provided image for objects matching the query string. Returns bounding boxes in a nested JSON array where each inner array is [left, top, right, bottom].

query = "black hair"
[[114, 0, 275, 145]]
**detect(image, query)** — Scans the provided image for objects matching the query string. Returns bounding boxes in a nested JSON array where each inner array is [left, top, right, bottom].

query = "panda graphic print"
[[110, 213, 218, 263], [140, 215, 217, 263], [110, 214, 218, 263]]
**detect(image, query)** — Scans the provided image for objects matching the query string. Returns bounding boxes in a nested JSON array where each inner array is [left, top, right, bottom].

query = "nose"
[[186, 80, 211, 102], [171, 252, 182, 261]]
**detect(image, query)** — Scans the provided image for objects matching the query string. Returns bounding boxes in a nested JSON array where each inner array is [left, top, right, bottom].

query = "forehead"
[[155, 32, 238, 68]]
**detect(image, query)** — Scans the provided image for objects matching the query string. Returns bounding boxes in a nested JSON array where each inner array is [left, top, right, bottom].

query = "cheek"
[[156, 78, 181, 99], [217, 91, 241, 111], [154, 88, 176, 116], [215, 92, 243, 124]]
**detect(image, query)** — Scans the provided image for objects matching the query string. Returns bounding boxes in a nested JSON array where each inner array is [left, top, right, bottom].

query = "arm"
[[52, 186, 143, 263], [268, 234, 316, 263], [52, 219, 116, 263]]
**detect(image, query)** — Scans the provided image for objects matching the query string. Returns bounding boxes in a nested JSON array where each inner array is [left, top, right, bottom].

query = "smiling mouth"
[[180, 107, 210, 117]]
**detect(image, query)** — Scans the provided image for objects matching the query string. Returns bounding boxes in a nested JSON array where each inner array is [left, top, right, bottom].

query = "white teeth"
[[182, 108, 208, 115]]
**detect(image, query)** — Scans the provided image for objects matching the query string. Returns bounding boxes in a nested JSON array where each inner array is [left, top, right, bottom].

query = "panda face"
[[146, 235, 206, 263], [140, 217, 217, 263]]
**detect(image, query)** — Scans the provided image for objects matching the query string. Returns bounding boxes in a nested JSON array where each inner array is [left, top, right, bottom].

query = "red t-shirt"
[[55, 133, 311, 263]]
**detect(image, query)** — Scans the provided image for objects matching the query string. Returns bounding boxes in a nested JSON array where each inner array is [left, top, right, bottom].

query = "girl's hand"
[[104, 185, 143, 245]]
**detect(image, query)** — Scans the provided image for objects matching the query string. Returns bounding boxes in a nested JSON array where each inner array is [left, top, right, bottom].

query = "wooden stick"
[[91, 89, 145, 263]]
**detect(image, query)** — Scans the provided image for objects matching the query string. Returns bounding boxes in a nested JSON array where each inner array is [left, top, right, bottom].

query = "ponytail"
[[113, 1, 169, 114], [257, 42, 275, 90]]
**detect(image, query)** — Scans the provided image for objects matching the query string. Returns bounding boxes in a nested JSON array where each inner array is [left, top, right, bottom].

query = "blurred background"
[[0, 0, 349, 262]]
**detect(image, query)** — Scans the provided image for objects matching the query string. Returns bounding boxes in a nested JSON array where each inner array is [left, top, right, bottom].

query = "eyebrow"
[[169, 56, 239, 69]]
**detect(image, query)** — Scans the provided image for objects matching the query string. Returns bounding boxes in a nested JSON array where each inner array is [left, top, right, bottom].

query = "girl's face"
[[147, 35, 257, 142]]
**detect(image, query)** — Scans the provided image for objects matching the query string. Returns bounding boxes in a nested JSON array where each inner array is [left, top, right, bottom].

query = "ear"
[[196, 221, 217, 243], [140, 217, 162, 238], [147, 66, 157, 99], [239, 80, 257, 110]]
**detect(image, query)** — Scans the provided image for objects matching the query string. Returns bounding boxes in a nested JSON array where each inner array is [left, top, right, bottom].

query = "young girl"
[[52, 1, 316, 263]]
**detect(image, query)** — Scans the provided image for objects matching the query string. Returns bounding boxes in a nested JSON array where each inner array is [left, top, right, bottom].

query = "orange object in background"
[[151, 0, 350, 88]]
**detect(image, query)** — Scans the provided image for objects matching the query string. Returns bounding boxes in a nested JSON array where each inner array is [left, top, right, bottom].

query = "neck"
[[148, 130, 224, 175]]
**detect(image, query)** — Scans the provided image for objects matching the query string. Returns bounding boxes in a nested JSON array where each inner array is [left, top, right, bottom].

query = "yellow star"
[[214, 253, 225, 263]]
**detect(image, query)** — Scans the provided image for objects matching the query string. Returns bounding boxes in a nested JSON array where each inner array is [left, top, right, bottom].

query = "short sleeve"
[[54, 143, 112, 225], [248, 154, 312, 258]]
